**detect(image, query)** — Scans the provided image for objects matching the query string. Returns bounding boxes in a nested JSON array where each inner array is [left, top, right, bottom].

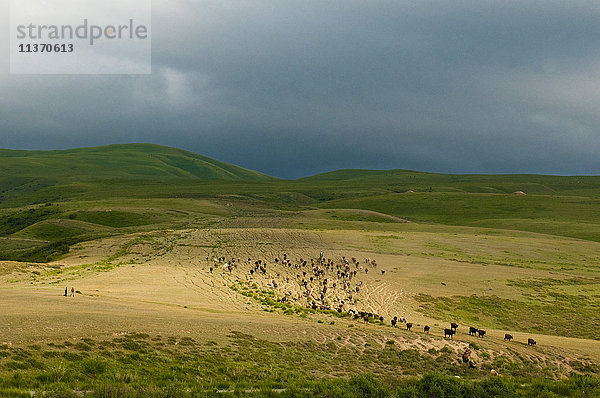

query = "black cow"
[[424, 325, 430, 333], [406, 323, 412, 331], [444, 328, 455, 339], [528, 338, 536, 346], [469, 327, 478, 336], [450, 322, 459, 331], [504, 334, 513, 341], [477, 330, 486, 338]]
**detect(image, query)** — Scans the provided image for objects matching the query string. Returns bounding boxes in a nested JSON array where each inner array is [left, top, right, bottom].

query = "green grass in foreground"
[[2, 373, 599, 397], [0, 332, 597, 397]]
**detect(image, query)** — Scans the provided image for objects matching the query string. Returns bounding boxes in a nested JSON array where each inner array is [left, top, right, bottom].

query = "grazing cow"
[[391, 318, 397, 327], [469, 327, 478, 336], [477, 330, 486, 338], [379, 316, 384, 323], [450, 322, 459, 331], [381, 270, 385, 275], [406, 323, 412, 331], [469, 360, 477, 369], [444, 328, 455, 339], [504, 334, 513, 341], [424, 325, 430, 333], [462, 348, 471, 363], [528, 338, 536, 346]]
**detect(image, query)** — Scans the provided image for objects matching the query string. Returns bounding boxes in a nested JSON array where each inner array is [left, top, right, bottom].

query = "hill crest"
[[0, 143, 274, 181]]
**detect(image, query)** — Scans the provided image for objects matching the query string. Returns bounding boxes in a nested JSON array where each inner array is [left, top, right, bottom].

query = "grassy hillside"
[[0, 143, 273, 182], [2, 144, 600, 262], [0, 143, 276, 208], [318, 192, 600, 241]]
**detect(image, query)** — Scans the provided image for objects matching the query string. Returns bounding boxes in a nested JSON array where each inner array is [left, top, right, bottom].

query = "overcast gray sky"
[[2, 0, 600, 178]]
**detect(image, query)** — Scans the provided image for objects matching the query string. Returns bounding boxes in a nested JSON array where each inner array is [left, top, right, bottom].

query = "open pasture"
[[1, 145, 599, 396], [1, 221, 600, 396]]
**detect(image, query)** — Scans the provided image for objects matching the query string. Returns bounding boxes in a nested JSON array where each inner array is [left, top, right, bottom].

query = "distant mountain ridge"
[[0, 143, 274, 181], [301, 168, 600, 194]]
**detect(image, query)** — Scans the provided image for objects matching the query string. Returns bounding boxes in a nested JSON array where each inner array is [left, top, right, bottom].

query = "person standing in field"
[[64, 287, 68, 296], [70, 287, 75, 297]]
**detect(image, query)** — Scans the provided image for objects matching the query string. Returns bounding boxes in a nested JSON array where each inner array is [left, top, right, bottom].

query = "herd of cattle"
[[208, 252, 538, 349], [436, 323, 536, 346], [375, 316, 537, 347], [209, 251, 385, 315]]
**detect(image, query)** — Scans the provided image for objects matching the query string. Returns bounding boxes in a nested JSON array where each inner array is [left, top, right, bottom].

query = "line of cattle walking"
[[386, 318, 537, 346]]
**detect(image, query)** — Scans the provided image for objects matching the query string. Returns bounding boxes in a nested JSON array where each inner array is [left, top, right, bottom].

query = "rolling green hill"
[[0, 143, 273, 182], [0, 143, 276, 208]]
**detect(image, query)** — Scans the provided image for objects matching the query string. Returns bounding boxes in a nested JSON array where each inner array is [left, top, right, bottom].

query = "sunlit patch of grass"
[[416, 291, 600, 339]]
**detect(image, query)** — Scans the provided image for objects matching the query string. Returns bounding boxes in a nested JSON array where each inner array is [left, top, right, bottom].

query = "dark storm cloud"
[[1, 0, 600, 178]]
